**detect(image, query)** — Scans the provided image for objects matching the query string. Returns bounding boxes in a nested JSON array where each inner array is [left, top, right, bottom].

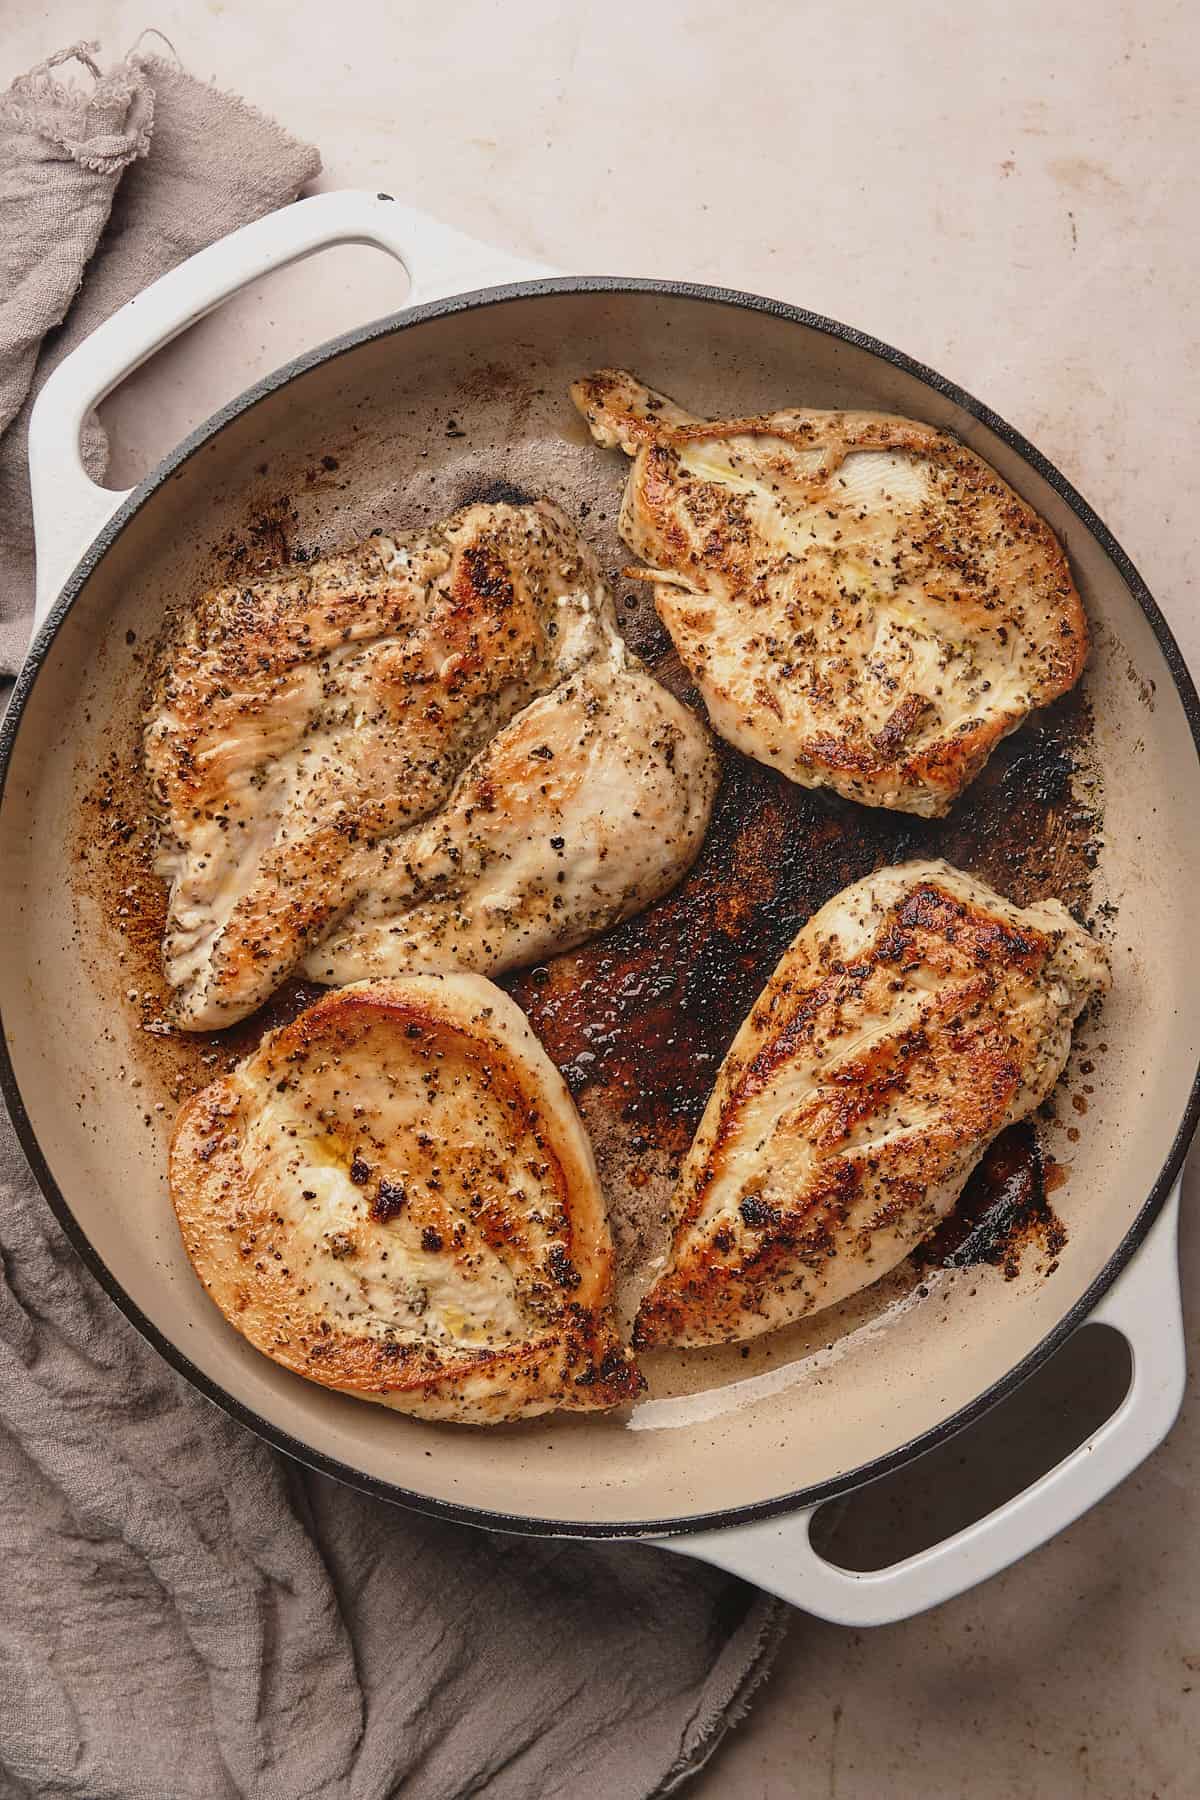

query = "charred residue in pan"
[[214, 493, 303, 578], [910, 1120, 1069, 1281], [453, 476, 539, 510], [505, 661, 1102, 1277]]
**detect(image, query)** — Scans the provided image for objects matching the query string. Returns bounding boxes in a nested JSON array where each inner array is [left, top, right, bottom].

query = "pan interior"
[[2, 287, 1195, 1529]]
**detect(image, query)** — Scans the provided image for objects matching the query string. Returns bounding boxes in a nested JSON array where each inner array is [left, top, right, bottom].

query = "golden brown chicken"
[[170, 974, 642, 1422], [634, 860, 1108, 1349], [146, 500, 716, 1028], [573, 370, 1088, 818], [305, 648, 716, 987]]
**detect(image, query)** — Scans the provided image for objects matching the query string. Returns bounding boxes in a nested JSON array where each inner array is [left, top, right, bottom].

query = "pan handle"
[[27, 189, 554, 635], [657, 1177, 1184, 1626]]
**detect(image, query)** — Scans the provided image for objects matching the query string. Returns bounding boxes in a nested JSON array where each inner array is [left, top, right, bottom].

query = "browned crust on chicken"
[[146, 503, 621, 1028], [634, 861, 1108, 1348], [149, 497, 718, 1030], [572, 370, 1089, 817], [170, 975, 642, 1421], [303, 656, 719, 987]]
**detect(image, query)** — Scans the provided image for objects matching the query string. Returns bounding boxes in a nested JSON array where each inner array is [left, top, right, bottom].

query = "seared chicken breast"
[[305, 646, 717, 986], [170, 974, 642, 1423], [146, 500, 719, 1036], [634, 861, 1108, 1349], [573, 370, 1088, 818]]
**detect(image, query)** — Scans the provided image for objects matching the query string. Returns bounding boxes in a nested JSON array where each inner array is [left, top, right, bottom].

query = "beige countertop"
[[12, 3, 1200, 1793]]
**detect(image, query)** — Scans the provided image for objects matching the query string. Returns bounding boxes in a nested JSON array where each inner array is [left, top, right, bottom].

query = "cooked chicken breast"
[[146, 499, 715, 1029], [634, 860, 1108, 1349], [304, 647, 717, 986], [170, 974, 642, 1423], [572, 370, 1088, 818]]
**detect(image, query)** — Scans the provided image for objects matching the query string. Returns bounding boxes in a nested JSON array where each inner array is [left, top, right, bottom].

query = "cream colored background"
[[8, 2, 1200, 1793]]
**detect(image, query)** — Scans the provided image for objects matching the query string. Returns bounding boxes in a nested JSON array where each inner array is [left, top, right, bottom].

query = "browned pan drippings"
[[910, 1119, 1070, 1282], [504, 655, 1102, 1292]]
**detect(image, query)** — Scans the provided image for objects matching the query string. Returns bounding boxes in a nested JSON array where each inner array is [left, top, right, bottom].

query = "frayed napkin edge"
[[0, 41, 154, 174]]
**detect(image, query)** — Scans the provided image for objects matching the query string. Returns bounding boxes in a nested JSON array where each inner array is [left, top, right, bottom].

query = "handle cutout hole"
[[809, 1323, 1132, 1573], [97, 243, 410, 490]]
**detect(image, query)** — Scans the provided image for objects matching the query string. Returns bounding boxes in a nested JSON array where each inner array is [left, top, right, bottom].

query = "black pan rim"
[[2, 273, 1198, 1543]]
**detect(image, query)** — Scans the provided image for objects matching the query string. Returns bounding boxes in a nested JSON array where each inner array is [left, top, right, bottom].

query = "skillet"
[[2, 191, 1197, 1625]]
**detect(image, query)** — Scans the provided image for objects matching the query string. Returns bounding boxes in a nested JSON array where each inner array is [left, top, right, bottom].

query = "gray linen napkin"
[[0, 44, 788, 1798], [0, 44, 153, 445]]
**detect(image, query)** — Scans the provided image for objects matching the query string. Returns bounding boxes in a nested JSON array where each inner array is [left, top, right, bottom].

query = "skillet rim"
[[1, 275, 1197, 1539]]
